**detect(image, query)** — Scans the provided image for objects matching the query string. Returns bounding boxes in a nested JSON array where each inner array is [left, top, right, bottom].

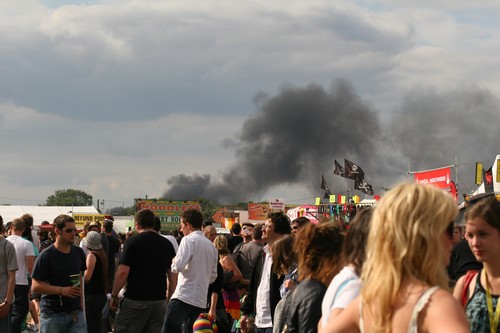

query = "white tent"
[[0, 206, 99, 226]]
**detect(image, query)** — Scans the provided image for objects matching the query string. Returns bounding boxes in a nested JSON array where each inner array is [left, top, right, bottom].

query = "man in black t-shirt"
[[110, 209, 176, 333], [226, 223, 243, 253], [32, 214, 87, 333]]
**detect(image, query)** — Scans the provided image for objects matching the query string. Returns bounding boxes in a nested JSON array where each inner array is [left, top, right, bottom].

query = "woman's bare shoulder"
[[423, 288, 470, 333]]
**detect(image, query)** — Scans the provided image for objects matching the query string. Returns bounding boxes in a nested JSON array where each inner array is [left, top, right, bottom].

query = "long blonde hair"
[[213, 235, 230, 259], [360, 182, 457, 333]]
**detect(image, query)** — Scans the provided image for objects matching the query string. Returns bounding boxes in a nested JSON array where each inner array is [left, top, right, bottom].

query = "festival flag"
[[344, 159, 365, 180], [320, 174, 332, 198], [355, 176, 374, 195], [475, 162, 483, 185], [334, 160, 345, 177]]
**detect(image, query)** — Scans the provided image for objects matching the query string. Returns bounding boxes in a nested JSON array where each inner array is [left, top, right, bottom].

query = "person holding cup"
[[32, 214, 87, 333]]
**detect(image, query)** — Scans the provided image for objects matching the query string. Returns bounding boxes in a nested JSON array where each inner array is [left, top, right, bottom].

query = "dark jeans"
[[255, 328, 273, 333], [0, 306, 12, 333], [40, 310, 86, 333], [162, 299, 204, 333], [85, 293, 107, 333], [12, 284, 30, 333]]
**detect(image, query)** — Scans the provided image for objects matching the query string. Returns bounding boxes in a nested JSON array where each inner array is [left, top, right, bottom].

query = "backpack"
[[461, 270, 479, 307]]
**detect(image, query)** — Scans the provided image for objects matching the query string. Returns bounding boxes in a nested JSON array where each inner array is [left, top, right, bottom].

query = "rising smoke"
[[163, 80, 500, 203]]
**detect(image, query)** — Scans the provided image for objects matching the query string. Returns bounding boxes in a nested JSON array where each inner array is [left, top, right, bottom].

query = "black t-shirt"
[[227, 235, 243, 253], [32, 244, 86, 313], [121, 231, 175, 301], [448, 239, 482, 282], [207, 262, 225, 310], [106, 235, 120, 273]]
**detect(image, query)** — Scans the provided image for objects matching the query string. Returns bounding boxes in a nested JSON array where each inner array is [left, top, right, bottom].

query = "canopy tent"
[[0, 206, 99, 226]]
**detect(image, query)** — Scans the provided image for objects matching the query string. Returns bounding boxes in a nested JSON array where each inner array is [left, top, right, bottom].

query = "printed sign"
[[135, 200, 201, 231], [73, 214, 105, 229], [414, 167, 451, 189]]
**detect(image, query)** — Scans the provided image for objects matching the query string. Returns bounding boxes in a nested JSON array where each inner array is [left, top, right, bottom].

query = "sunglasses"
[[63, 228, 76, 233]]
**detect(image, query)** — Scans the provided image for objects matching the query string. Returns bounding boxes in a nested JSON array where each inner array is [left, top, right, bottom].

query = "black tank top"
[[85, 254, 105, 294]]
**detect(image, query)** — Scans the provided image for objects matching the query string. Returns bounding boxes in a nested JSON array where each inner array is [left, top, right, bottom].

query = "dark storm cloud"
[[387, 86, 500, 193], [164, 79, 384, 203], [165, 81, 500, 203]]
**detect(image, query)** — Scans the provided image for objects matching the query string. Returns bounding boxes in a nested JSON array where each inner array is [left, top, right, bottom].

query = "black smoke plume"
[[164, 79, 382, 203], [164, 81, 500, 203]]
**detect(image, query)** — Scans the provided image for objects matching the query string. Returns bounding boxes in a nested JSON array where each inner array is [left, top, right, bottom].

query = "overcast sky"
[[1, 0, 500, 209]]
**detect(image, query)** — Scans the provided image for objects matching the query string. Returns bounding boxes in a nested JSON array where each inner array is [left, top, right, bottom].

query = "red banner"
[[414, 167, 451, 189]]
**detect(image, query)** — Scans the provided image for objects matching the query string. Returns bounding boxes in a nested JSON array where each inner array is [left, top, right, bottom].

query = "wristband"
[[59, 287, 63, 295]]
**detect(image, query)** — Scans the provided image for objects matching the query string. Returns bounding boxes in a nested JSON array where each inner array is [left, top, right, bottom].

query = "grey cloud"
[[0, 2, 419, 123]]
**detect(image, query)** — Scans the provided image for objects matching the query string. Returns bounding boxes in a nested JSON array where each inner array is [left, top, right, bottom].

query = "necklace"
[[484, 270, 500, 333]]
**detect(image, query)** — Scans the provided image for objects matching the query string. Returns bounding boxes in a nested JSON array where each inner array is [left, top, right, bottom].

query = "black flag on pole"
[[334, 160, 345, 177], [355, 176, 374, 195], [320, 174, 332, 198], [344, 159, 365, 180]]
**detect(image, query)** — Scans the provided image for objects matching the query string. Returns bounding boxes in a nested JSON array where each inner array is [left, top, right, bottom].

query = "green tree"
[[108, 206, 135, 216], [45, 189, 93, 206]]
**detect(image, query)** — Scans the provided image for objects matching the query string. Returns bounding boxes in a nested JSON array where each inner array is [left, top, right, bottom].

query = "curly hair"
[[294, 223, 344, 286]]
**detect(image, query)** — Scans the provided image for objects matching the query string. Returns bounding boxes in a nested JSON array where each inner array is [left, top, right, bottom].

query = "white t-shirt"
[[255, 245, 273, 328], [162, 235, 178, 253], [7, 235, 35, 285], [321, 265, 362, 328]]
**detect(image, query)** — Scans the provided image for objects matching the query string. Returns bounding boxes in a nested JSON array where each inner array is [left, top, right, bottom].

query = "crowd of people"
[[0, 182, 499, 333]]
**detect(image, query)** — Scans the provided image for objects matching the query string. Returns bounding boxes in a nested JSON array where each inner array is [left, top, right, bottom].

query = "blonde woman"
[[213, 235, 247, 320], [321, 182, 470, 333]]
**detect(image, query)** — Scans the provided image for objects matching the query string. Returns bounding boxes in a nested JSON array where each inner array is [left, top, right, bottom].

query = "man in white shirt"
[[163, 208, 218, 333], [7, 218, 35, 333], [240, 212, 292, 333]]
